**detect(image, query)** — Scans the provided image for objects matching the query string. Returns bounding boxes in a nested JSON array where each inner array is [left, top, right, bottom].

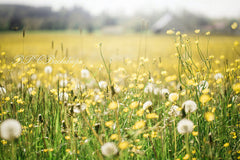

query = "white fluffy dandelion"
[[168, 105, 181, 117], [44, 66, 52, 74], [160, 88, 169, 95], [59, 92, 68, 101], [143, 100, 152, 110], [0, 119, 22, 141], [81, 69, 90, 78], [177, 119, 194, 134], [101, 142, 118, 157], [99, 81, 108, 89], [153, 88, 160, 95], [31, 74, 37, 80], [27, 87, 34, 94], [59, 80, 68, 87], [144, 83, 154, 93], [182, 100, 197, 113], [114, 84, 121, 93], [0, 87, 6, 95], [36, 80, 41, 87], [214, 73, 224, 80]]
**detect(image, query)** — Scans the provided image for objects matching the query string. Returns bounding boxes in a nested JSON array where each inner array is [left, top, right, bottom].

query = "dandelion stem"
[[81, 111, 103, 146], [185, 133, 191, 159]]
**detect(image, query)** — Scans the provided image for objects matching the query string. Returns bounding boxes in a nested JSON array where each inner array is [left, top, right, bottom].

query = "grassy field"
[[0, 30, 239, 160]]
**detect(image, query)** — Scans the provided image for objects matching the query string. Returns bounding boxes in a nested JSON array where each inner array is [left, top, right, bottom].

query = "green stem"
[[185, 133, 191, 159]]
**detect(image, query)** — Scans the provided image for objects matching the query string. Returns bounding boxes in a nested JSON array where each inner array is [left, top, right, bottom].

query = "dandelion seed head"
[[0, 119, 22, 141], [182, 100, 197, 113], [144, 83, 154, 93], [81, 69, 90, 78], [214, 73, 224, 80], [0, 87, 6, 95], [44, 66, 52, 74], [143, 100, 152, 110], [59, 80, 68, 87], [101, 142, 118, 157], [177, 119, 194, 134], [168, 105, 181, 117], [99, 81, 108, 89], [59, 92, 68, 101]]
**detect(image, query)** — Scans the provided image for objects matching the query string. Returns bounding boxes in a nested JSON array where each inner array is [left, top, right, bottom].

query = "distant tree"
[[9, 15, 23, 30]]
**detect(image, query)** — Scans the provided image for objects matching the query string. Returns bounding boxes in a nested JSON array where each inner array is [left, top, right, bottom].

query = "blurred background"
[[0, 0, 240, 34]]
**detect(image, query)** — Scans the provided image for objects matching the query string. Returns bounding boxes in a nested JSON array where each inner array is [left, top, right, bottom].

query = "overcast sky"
[[0, 0, 240, 18]]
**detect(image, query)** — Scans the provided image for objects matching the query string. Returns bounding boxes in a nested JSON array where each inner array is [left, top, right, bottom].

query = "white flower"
[[182, 100, 197, 113], [153, 88, 160, 95], [27, 87, 34, 94], [101, 142, 118, 157], [75, 83, 86, 91], [143, 100, 152, 110], [81, 69, 90, 78], [59, 92, 68, 101], [73, 103, 86, 114], [168, 105, 181, 117], [160, 88, 169, 96], [214, 73, 224, 80], [114, 85, 121, 93], [94, 95, 101, 102], [0, 119, 22, 140], [80, 103, 87, 111], [17, 83, 24, 89], [99, 81, 108, 89], [36, 80, 41, 87], [177, 119, 194, 134], [44, 66, 52, 74], [0, 87, 6, 95], [73, 107, 80, 114], [31, 74, 37, 80], [59, 80, 68, 87], [144, 83, 154, 93]]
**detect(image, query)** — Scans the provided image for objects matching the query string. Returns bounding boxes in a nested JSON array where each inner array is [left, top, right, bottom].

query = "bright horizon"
[[0, 0, 240, 19]]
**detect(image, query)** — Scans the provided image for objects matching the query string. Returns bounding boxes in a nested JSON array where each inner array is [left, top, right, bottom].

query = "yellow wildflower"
[[132, 120, 145, 130], [200, 94, 211, 104], [129, 101, 139, 109], [118, 141, 129, 150], [108, 101, 118, 110], [146, 113, 158, 119], [205, 112, 215, 122], [223, 143, 229, 147]]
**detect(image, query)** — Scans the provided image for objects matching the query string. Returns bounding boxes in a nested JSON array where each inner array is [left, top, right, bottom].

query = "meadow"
[[0, 30, 239, 160]]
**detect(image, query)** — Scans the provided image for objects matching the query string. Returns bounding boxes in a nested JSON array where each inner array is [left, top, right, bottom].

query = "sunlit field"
[[0, 30, 240, 160]]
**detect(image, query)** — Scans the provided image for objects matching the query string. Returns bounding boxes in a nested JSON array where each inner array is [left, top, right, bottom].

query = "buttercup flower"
[[169, 93, 179, 102]]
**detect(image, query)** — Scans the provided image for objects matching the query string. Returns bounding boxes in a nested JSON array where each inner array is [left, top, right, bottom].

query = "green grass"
[[0, 31, 239, 159]]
